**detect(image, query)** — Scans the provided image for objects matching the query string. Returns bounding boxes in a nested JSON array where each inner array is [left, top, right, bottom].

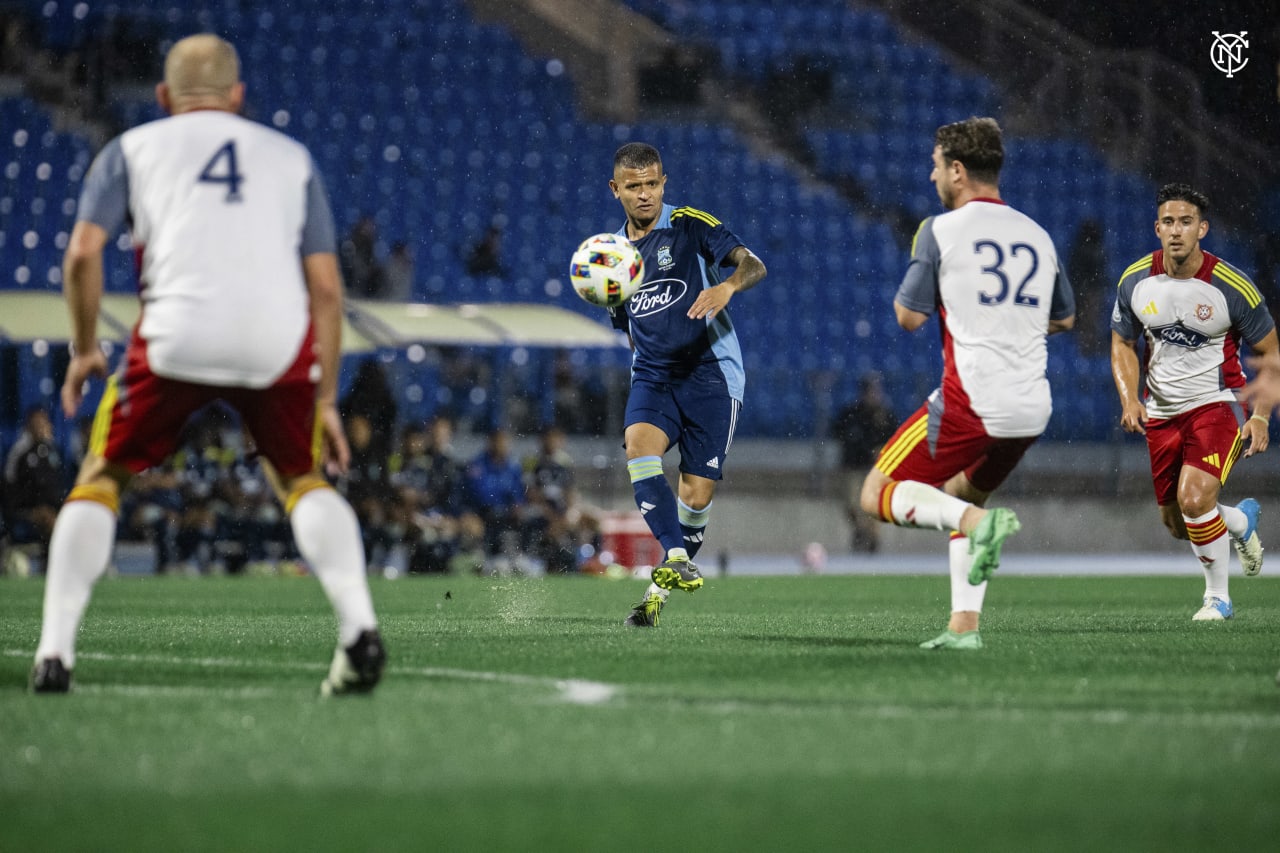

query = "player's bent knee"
[[860, 473, 889, 518], [282, 474, 334, 515]]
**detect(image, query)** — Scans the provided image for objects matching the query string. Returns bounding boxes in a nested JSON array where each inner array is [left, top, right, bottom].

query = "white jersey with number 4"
[[895, 199, 1075, 438], [76, 110, 336, 387]]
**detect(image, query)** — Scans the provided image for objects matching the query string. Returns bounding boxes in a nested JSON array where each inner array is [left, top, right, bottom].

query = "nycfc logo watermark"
[[1210, 31, 1248, 78]]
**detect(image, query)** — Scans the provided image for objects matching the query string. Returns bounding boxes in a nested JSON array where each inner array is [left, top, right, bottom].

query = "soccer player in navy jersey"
[[606, 142, 767, 627]]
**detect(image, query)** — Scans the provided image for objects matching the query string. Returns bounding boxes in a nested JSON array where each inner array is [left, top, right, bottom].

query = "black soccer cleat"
[[622, 591, 665, 627], [320, 629, 387, 697], [31, 657, 72, 694]]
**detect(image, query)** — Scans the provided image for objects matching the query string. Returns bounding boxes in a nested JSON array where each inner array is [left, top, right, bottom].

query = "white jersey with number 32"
[[895, 199, 1075, 438]]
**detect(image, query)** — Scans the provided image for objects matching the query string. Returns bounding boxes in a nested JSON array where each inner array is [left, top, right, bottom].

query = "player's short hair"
[[164, 34, 240, 97], [934, 117, 1003, 184], [614, 142, 662, 173], [1156, 183, 1210, 218]]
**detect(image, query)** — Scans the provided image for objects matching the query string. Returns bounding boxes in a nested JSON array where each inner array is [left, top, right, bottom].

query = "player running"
[[1111, 183, 1275, 621], [859, 117, 1075, 650], [605, 142, 766, 627], [31, 35, 385, 695]]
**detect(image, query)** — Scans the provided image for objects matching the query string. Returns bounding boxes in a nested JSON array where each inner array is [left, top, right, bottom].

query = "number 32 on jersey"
[[973, 239, 1040, 307]]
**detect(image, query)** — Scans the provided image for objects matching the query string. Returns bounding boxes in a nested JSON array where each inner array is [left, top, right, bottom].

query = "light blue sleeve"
[[76, 137, 129, 234], [299, 157, 337, 256], [894, 218, 940, 315]]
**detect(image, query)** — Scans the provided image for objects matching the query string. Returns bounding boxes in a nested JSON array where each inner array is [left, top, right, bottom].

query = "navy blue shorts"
[[625, 372, 741, 480]]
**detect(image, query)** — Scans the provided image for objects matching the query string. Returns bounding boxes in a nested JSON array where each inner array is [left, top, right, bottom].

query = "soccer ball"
[[568, 233, 645, 308]]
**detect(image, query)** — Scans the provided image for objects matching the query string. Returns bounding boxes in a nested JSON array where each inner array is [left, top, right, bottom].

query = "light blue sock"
[[678, 498, 711, 559]]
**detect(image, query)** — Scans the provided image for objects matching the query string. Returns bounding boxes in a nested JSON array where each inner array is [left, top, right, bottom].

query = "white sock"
[[290, 487, 378, 646], [645, 583, 670, 602], [35, 500, 117, 669], [1219, 503, 1246, 538], [949, 533, 986, 615], [885, 480, 970, 531], [1184, 509, 1230, 602]]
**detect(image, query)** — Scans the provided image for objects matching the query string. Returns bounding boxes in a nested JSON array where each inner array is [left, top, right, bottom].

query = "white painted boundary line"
[[9, 648, 1277, 727], [3, 648, 619, 706]]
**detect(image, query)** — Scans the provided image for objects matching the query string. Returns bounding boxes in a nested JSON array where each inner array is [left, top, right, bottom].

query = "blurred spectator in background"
[[340, 413, 398, 571], [466, 225, 504, 277], [384, 240, 415, 301], [465, 427, 527, 572], [523, 424, 579, 573], [341, 359, 398, 459], [1068, 218, 1108, 356], [831, 373, 897, 553], [551, 350, 587, 433], [389, 417, 482, 574], [340, 215, 385, 298], [3, 406, 66, 566]]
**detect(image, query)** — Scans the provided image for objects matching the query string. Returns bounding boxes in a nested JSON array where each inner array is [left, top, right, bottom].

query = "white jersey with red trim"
[[1111, 250, 1274, 420], [75, 110, 336, 387], [895, 199, 1075, 438]]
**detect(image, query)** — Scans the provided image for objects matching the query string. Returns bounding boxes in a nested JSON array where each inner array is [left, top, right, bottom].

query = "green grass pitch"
[[2, 572, 1279, 851]]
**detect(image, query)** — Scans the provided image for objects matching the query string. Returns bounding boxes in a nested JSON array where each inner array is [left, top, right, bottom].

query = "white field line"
[[7, 647, 1278, 726], [3, 648, 618, 706]]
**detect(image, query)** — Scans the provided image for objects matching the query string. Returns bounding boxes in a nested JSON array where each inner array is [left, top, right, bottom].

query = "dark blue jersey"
[[609, 203, 746, 398]]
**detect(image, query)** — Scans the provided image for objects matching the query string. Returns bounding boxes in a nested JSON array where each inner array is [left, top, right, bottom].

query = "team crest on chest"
[[1195, 303, 1213, 322], [657, 246, 674, 270]]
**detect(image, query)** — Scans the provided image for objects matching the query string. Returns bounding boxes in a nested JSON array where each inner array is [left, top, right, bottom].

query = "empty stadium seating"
[[3, 0, 1254, 441]]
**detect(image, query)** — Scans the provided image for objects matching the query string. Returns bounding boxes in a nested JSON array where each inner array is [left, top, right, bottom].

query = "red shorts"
[[874, 394, 1037, 493], [1145, 402, 1244, 506], [90, 326, 322, 477]]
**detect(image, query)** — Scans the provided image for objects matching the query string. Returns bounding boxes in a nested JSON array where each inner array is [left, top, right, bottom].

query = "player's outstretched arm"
[[302, 251, 351, 473], [1110, 331, 1147, 435], [688, 245, 765, 320], [1239, 329, 1280, 457], [60, 220, 111, 417]]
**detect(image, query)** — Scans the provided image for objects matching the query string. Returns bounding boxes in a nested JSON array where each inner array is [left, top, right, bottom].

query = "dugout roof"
[[0, 293, 622, 353]]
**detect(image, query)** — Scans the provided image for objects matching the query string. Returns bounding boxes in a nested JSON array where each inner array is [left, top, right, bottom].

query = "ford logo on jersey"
[[630, 278, 687, 317], [1156, 323, 1210, 349]]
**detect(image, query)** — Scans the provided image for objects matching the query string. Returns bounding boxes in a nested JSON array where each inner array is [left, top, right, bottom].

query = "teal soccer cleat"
[[968, 508, 1021, 585], [919, 630, 984, 650]]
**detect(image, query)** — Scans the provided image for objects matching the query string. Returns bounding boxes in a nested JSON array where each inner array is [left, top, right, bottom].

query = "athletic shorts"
[[624, 370, 740, 481], [873, 390, 1037, 493], [90, 326, 322, 477], [1145, 401, 1244, 506]]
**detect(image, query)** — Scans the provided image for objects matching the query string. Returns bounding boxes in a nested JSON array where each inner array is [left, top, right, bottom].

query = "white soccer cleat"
[[1192, 596, 1234, 621], [1230, 499, 1263, 577]]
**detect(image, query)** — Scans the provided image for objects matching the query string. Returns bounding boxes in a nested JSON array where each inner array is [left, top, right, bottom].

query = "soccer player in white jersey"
[[859, 117, 1076, 650], [30, 35, 385, 695], [1111, 183, 1276, 621]]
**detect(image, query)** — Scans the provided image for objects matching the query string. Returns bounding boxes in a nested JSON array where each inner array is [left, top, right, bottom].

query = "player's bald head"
[[163, 34, 240, 101]]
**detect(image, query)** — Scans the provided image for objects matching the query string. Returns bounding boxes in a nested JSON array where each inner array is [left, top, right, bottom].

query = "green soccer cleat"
[[919, 630, 984, 650], [968, 507, 1021, 585], [651, 555, 703, 592], [622, 591, 665, 627]]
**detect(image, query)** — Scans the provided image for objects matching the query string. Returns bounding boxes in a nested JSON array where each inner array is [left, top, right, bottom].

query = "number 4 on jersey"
[[198, 140, 244, 202]]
